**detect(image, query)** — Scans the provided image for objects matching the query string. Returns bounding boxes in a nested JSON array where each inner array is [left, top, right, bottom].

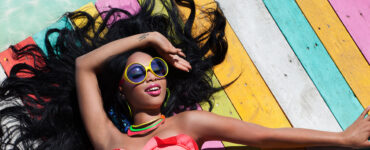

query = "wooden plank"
[[0, 37, 44, 77], [215, 0, 341, 132], [297, 0, 370, 125], [329, 0, 370, 64], [0, 64, 6, 83], [263, 0, 364, 130], [32, 16, 73, 56]]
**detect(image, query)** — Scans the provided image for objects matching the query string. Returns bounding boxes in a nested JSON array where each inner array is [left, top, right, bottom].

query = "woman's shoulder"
[[170, 110, 216, 128]]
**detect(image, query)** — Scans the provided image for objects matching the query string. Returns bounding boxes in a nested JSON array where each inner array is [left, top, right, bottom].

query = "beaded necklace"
[[127, 115, 165, 136]]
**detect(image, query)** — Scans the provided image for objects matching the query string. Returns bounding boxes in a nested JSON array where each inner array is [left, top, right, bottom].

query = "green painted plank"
[[200, 72, 250, 148], [263, 0, 363, 129]]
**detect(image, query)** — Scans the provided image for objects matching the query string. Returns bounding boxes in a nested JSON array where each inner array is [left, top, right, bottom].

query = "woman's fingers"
[[168, 54, 191, 72], [177, 48, 186, 58], [360, 141, 370, 148], [360, 106, 370, 119], [177, 57, 192, 69], [167, 47, 186, 57]]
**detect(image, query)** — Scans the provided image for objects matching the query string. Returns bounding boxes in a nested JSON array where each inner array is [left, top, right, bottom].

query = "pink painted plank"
[[329, 0, 370, 64], [95, 0, 141, 26]]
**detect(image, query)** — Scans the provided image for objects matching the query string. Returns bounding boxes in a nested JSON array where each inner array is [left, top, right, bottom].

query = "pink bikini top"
[[114, 134, 199, 150]]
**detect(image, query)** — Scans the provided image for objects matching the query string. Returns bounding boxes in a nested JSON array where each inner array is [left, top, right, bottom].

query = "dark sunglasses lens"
[[127, 64, 146, 83], [151, 58, 167, 76]]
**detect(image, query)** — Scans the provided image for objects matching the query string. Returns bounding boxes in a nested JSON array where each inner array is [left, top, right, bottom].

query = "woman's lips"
[[145, 84, 161, 96]]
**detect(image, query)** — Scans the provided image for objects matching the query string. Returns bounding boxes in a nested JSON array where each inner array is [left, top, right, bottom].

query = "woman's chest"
[[111, 123, 188, 150]]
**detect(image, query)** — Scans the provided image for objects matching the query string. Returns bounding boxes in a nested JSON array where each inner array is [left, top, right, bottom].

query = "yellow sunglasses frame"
[[123, 57, 169, 85]]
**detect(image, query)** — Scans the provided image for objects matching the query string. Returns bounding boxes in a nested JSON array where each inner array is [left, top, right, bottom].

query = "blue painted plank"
[[32, 16, 73, 56], [263, 0, 363, 129]]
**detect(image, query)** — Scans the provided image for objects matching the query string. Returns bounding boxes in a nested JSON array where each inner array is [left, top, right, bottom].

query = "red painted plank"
[[0, 37, 44, 77]]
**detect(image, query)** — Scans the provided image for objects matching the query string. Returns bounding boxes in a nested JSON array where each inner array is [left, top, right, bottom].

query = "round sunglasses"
[[120, 57, 169, 85]]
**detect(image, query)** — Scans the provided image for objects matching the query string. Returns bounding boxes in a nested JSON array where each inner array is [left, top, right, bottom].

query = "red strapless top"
[[113, 134, 199, 150]]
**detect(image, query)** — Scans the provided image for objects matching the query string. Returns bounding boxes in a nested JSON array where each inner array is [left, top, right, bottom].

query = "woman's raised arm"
[[182, 107, 370, 149], [75, 33, 152, 149]]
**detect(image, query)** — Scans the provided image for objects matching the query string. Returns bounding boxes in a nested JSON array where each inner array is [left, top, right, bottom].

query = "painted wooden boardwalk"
[[1, 0, 369, 149]]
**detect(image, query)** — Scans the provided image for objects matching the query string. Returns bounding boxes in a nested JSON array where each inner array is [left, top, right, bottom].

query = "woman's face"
[[120, 51, 167, 113]]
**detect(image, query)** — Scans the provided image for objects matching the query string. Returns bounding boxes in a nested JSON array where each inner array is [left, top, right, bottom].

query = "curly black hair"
[[0, 0, 228, 149]]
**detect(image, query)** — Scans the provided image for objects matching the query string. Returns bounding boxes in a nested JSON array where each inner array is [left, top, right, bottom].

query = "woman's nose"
[[145, 71, 157, 82]]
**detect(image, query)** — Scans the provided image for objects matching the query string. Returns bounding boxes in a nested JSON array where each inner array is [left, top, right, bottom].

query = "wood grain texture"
[[215, 0, 341, 132], [297, 0, 370, 107], [263, 0, 364, 130], [329, 0, 370, 64], [296, 0, 370, 126]]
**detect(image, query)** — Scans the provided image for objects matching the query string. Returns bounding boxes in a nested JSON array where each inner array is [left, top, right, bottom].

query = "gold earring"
[[125, 100, 132, 117], [163, 88, 170, 108]]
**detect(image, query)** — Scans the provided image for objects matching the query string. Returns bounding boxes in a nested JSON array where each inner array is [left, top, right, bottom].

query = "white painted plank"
[[215, 0, 341, 131]]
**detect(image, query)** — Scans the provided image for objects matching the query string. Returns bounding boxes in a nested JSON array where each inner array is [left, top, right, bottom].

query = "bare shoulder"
[[173, 110, 216, 125], [170, 110, 229, 135], [166, 110, 218, 141]]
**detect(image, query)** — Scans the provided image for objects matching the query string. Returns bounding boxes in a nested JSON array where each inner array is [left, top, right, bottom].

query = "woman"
[[0, 0, 369, 149], [76, 31, 370, 149]]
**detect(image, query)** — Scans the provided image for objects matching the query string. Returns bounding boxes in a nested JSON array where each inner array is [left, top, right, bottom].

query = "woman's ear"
[[119, 86, 126, 99], [119, 86, 123, 92], [119, 86, 125, 95]]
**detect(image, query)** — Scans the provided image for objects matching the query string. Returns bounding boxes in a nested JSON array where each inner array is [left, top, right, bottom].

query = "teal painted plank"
[[263, 0, 363, 130], [32, 16, 72, 56]]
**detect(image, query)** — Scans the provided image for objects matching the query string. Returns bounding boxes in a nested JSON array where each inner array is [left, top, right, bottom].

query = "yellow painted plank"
[[176, 1, 248, 147], [71, 2, 107, 40], [178, 0, 291, 148], [296, 0, 370, 108], [180, 0, 291, 128], [177, 0, 291, 132]]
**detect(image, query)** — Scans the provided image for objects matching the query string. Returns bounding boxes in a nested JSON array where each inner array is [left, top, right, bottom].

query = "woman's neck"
[[132, 110, 162, 125]]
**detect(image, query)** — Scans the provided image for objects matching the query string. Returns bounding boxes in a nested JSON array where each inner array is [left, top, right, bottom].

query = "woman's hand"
[[144, 32, 192, 72], [341, 106, 370, 148]]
